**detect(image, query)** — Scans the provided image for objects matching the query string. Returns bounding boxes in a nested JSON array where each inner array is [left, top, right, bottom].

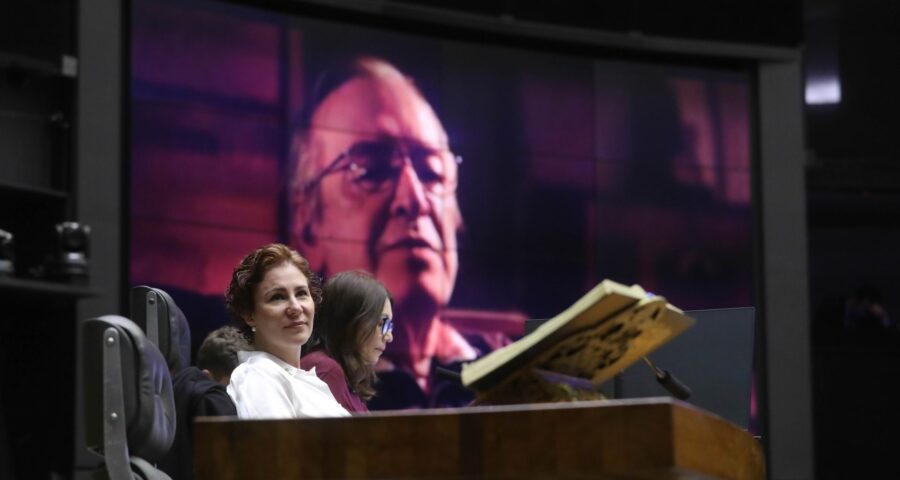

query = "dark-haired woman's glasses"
[[381, 317, 394, 339]]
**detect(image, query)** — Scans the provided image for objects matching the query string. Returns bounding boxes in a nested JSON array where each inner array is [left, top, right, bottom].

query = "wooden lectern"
[[194, 398, 763, 479]]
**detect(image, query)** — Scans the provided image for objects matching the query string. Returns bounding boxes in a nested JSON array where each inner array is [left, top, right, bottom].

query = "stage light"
[[805, 76, 842, 105]]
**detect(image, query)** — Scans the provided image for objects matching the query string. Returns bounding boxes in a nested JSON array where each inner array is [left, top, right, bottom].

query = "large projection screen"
[[130, 0, 755, 410]]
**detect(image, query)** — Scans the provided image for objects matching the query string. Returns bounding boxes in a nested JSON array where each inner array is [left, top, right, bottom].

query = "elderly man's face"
[[296, 75, 461, 310]]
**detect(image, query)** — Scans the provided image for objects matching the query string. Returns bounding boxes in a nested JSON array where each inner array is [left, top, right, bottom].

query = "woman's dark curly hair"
[[225, 243, 322, 341], [304, 270, 392, 402]]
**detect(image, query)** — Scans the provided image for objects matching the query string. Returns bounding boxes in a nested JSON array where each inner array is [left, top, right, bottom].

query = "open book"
[[460, 279, 694, 404]]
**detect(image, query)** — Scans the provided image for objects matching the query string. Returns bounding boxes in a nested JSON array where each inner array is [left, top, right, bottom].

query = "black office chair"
[[130, 285, 238, 480], [82, 315, 176, 480], [130, 286, 192, 372]]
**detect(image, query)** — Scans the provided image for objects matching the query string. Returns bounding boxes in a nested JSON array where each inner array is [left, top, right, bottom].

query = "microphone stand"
[[641, 356, 692, 400]]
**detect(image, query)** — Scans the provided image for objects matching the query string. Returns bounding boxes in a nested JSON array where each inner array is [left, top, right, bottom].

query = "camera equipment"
[[0, 229, 13, 276], [48, 221, 90, 280]]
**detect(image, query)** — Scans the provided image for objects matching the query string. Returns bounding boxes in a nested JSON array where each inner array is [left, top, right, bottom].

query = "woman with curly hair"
[[301, 270, 394, 412], [225, 243, 348, 419]]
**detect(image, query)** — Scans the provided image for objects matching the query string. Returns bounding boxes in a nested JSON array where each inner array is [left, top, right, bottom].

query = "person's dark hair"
[[225, 243, 322, 341], [197, 325, 250, 382], [305, 270, 392, 402]]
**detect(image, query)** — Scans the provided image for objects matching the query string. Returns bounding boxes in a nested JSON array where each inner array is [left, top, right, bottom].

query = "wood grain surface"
[[194, 398, 763, 479]]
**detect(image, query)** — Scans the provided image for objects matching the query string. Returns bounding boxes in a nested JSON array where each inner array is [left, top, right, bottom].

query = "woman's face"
[[246, 262, 316, 363], [359, 298, 394, 366]]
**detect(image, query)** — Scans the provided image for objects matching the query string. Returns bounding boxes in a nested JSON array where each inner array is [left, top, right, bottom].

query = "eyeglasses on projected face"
[[302, 138, 462, 197]]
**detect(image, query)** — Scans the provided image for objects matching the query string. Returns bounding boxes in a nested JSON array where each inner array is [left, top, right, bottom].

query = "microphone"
[[435, 366, 462, 384], [641, 356, 692, 400]]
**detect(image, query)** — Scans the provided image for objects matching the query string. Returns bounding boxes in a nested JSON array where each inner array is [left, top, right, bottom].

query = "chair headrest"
[[82, 315, 176, 463], [130, 286, 192, 372]]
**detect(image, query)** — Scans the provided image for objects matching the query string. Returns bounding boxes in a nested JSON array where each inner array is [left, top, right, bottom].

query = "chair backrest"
[[82, 315, 176, 479], [130, 286, 192, 372]]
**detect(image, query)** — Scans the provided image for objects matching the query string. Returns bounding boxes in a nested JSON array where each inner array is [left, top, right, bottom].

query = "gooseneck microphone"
[[641, 356, 692, 400], [435, 366, 463, 384], [438, 359, 690, 401]]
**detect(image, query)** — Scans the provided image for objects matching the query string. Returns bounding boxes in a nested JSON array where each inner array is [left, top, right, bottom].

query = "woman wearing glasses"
[[301, 270, 394, 413], [225, 243, 349, 418]]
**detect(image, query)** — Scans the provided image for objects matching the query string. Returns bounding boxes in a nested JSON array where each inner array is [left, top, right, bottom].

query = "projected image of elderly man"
[[288, 56, 476, 408]]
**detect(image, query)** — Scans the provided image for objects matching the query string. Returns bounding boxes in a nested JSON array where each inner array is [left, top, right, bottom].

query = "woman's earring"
[[251, 326, 256, 333]]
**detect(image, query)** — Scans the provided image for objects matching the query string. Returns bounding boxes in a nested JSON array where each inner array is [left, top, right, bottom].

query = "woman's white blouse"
[[227, 350, 350, 419]]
